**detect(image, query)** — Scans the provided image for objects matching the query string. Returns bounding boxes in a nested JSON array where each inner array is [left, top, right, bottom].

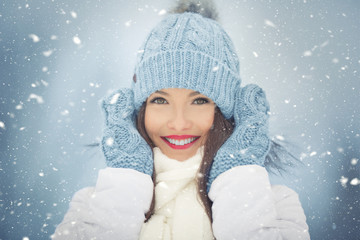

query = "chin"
[[163, 146, 201, 161]]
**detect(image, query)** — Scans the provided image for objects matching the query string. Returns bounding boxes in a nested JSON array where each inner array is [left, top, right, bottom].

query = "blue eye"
[[150, 97, 168, 104], [193, 98, 209, 105]]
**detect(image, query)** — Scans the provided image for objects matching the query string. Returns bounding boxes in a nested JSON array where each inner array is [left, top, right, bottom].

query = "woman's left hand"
[[207, 84, 271, 191]]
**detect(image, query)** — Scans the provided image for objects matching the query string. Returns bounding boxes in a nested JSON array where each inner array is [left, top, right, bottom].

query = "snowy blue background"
[[0, 0, 359, 239]]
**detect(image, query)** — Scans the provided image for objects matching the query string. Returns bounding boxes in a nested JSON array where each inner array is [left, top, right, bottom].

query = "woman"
[[53, 1, 310, 239]]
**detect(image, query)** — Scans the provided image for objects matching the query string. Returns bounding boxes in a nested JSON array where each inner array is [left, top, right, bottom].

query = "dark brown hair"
[[136, 102, 234, 222]]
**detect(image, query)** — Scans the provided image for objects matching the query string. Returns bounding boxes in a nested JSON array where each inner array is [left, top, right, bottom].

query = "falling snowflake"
[[339, 176, 348, 188], [110, 93, 120, 104], [73, 36, 81, 45], [350, 178, 360, 186], [105, 137, 114, 146], [350, 158, 358, 165], [0, 121, 5, 129], [29, 34, 40, 42], [27, 94, 44, 104], [158, 9, 167, 15], [212, 66, 219, 72], [264, 19, 277, 28], [303, 50, 312, 57], [43, 50, 53, 57], [70, 11, 77, 19]]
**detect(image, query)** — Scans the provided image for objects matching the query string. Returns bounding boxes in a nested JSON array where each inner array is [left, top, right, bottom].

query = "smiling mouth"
[[161, 135, 200, 149]]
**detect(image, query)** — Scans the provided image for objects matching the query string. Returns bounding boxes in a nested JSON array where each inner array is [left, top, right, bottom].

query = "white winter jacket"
[[53, 161, 310, 239]]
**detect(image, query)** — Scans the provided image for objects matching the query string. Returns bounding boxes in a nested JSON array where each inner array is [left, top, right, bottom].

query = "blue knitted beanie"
[[132, 12, 241, 119]]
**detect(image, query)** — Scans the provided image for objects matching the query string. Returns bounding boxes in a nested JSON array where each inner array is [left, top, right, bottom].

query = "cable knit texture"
[[207, 84, 271, 191], [101, 88, 153, 176], [133, 12, 241, 119]]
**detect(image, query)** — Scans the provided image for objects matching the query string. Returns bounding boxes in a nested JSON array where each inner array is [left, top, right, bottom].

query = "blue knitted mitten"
[[101, 88, 153, 176], [207, 84, 271, 191]]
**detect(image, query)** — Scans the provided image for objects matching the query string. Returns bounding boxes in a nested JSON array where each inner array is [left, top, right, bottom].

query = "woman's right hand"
[[101, 88, 153, 176]]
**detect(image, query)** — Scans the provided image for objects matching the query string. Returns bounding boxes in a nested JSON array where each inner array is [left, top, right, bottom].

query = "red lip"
[[161, 135, 200, 150]]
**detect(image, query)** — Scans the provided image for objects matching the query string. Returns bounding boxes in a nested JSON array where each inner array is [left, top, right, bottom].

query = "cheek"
[[144, 108, 156, 138], [144, 107, 165, 140], [196, 107, 215, 133]]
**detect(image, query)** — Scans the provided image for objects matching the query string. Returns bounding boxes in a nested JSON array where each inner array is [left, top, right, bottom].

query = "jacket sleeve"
[[208, 165, 310, 240], [52, 168, 153, 240]]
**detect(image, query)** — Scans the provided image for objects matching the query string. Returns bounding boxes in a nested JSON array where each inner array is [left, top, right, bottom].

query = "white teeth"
[[165, 137, 197, 146]]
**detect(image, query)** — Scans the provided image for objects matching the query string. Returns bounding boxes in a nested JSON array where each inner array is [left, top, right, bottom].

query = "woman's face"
[[145, 88, 215, 161]]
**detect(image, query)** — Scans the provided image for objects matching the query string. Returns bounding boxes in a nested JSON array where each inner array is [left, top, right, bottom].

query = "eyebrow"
[[154, 90, 201, 97], [189, 91, 201, 97], [154, 90, 169, 96]]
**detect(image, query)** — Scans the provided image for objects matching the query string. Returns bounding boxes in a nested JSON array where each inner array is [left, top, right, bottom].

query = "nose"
[[167, 106, 192, 131]]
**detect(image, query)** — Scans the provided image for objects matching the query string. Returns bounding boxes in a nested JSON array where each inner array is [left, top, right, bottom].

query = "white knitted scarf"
[[139, 146, 214, 240]]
